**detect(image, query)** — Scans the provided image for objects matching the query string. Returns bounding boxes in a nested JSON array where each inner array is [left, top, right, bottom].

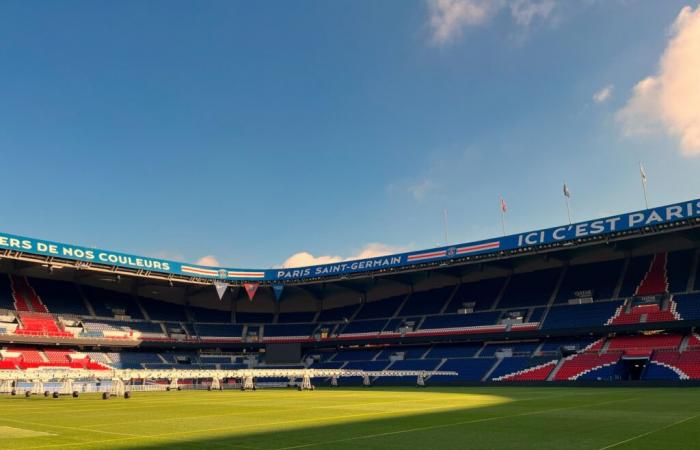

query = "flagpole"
[[640, 162, 649, 209], [499, 196, 506, 237], [563, 181, 572, 225]]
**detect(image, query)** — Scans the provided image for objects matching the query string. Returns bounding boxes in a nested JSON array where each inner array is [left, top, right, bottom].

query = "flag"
[[640, 163, 648, 185], [213, 281, 228, 301], [563, 182, 571, 198], [500, 196, 507, 213], [243, 282, 259, 301]]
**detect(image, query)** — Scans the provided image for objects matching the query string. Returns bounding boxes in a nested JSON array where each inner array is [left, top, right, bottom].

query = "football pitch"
[[0, 387, 699, 450]]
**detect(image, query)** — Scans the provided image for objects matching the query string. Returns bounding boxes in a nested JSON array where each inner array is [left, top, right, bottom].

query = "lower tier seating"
[[552, 352, 622, 381]]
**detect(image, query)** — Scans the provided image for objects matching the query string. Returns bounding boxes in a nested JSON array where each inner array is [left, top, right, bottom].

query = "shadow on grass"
[[71, 386, 606, 450]]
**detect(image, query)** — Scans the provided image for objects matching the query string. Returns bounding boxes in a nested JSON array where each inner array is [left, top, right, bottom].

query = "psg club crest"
[[447, 247, 457, 257], [218, 269, 227, 279]]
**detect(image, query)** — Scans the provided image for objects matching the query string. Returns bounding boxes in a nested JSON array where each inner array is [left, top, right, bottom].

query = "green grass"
[[0, 387, 699, 449]]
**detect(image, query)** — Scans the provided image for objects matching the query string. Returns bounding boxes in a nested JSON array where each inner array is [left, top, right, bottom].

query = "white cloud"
[[427, 0, 557, 44], [509, 0, 556, 27], [593, 85, 614, 104], [195, 255, 220, 267], [408, 179, 437, 201], [616, 5, 700, 156], [428, 0, 501, 43], [279, 243, 408, 269]]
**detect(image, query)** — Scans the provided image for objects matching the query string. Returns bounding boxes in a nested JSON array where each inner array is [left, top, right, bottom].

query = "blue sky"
[[1, 0, 699, 269]]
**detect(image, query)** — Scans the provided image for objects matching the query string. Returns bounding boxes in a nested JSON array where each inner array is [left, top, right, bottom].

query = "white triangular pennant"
[[214, 281, 228, 300]]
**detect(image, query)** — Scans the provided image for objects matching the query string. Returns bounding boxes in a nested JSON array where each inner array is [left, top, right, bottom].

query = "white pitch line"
[[596, 413, 699, 450], [273, 397, 641, 449]]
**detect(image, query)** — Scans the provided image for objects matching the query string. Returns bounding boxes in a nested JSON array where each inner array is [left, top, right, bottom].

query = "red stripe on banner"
[[181, 266, 218, 276], [457, 241, 500, 254], [407, 250, 446, 261]]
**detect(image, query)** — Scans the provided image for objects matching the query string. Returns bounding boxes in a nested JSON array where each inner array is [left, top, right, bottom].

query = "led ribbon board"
[[1, 199, 699, 282]]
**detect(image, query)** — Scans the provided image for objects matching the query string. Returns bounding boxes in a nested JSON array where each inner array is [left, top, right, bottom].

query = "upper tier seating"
[[29, 277, 88, 316], [398, 287, 454, 316], [667, 250, 695, 293], [189, 306, 231, 323], [542, 301, 623, 330], [619, 255, 654, 297], [498, 268, 560, 308], [236, 312, 274, 323], [0, 276, 15, 310], [555, 259, 624, 303], [316, 304, 360, 322], [444, 277, 507, 312], [634, 253, 669, 296], [277, 311, 317, 323], [354, 295, 404, 320], [141, 299, 188, 322], [10, 276, 48, 312], [82, 286, 144, 319]]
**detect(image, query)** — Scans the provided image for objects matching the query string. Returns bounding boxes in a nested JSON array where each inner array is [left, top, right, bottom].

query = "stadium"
[[4, 1, 700, 449], [2, 199, 700, 448]]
